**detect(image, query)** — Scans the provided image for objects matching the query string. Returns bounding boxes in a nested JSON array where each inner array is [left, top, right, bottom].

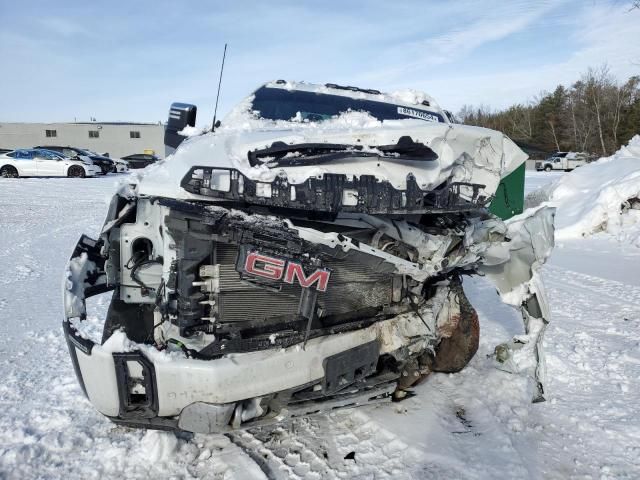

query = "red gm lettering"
[[283, 263, 330, 292], [244, 252, 285, 280], [244, 251, 330, 291]]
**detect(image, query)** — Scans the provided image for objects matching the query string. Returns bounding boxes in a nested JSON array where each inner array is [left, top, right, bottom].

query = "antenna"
[[211, 43, 228, 132]]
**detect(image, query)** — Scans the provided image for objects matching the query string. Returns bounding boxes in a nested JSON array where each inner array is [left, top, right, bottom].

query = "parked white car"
[[77, 148, 129, 173], [0, 148, 101, 178], [113, 158, 129, 173]]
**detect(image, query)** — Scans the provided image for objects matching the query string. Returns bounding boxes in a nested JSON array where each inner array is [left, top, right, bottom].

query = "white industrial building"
[[0, 122, 166, 159]]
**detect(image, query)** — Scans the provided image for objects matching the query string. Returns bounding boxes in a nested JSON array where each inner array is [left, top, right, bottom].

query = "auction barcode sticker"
[[397, 106, 439, 122]]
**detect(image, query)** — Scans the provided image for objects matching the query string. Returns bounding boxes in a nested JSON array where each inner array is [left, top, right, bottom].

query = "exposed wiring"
[[127, 252, 162, 293], [154, 278, 166, 307], [166, 338, 205, 359], [409, 298, 432, 333]]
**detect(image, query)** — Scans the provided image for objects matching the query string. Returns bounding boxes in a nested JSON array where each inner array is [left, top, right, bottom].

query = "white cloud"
[[354, 1, 640, 111], [350, 0, 567, 86], [405, 1, 563, 66]]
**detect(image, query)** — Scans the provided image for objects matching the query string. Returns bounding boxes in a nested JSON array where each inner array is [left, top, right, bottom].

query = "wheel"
[[430, 283, 480, 373], [68, 165, 86, 178], [0, 165, 18, 178], [394, 283, 480, 395], [544, 165, 552, 172]]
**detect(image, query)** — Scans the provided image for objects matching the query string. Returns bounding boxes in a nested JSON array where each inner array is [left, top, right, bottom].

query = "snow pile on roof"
[[389, 88, 436, 107], [220, 98, 389, 133], [542, 135, 640, 245]]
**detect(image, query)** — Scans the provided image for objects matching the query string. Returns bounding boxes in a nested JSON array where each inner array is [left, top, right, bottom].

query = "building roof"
[[0, 121, 164, 126]]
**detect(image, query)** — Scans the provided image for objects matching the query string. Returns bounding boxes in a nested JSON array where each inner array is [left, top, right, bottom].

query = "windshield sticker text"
[[397, 107, 439, 122]]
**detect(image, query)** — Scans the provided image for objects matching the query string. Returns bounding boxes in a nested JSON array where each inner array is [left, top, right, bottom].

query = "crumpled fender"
[[478, 206, 555, 402]]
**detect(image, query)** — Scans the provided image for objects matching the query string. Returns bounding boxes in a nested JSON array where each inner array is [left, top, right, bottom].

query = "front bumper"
[[63, 203, 555, 431], [86, 166, 100, 176], [64, 314, 396, 432], [93, 162, 115, 174], [63, 235, 410, 432]]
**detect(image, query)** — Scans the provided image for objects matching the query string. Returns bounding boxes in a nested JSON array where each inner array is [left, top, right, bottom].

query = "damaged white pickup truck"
[[63, 81, 554, 433]]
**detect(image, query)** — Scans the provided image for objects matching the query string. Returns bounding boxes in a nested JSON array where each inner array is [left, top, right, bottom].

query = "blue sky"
[[1, 0, 639, 124]]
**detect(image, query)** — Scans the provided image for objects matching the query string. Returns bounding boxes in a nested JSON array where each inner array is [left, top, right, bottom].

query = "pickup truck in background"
[[536, 151, 590, 172]]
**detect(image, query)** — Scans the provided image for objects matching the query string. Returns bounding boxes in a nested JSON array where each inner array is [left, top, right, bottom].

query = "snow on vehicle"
[[63, 81, 555, 433], [0, 148, 100, 178], [535, 151, 589, 172]]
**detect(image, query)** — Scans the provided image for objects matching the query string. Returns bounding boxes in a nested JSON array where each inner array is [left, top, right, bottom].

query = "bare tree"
[[568, 80, 596, 153], [611, 76, 640, 147], [503, 104, 534, 139], [583, 66, 613, 155], [548, 119, 561, 152]]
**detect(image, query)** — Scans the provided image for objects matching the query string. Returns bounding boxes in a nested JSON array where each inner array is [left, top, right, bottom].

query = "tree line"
[[457, 66, 640, 158]]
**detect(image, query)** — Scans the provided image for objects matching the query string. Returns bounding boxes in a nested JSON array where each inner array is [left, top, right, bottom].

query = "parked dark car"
[[35, 146, 115, 174], [120, 153, 160, 169]]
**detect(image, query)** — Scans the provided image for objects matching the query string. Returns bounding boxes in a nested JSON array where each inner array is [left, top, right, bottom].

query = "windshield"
[[36, 149, 65, 160], [76, 149, 95, 156], [250, 87, 444, 123]]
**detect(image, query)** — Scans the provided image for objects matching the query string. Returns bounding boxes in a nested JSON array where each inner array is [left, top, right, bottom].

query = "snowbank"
[[540, 135, 640, 245]]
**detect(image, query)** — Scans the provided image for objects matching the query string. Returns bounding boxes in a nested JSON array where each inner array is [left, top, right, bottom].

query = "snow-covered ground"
[[1, 171, 639, 479], [524, 170, 564, 195]]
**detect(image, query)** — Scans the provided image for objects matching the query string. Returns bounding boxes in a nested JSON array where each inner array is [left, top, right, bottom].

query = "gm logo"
[[243, 251, 330, 292]]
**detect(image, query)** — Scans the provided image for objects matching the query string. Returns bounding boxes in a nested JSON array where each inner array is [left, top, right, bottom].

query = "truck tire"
[[544, 165, 552, 172], [430, 285, 480, 373]]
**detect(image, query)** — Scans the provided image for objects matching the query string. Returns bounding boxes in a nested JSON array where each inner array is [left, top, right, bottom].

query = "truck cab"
[[536, 151, 589, 172]]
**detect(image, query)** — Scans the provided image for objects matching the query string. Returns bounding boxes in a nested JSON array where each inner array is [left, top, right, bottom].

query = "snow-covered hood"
[[137, 115, 527, 202]]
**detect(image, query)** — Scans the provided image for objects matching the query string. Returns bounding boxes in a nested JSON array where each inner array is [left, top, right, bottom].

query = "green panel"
[[489, 163, 525, 220]]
